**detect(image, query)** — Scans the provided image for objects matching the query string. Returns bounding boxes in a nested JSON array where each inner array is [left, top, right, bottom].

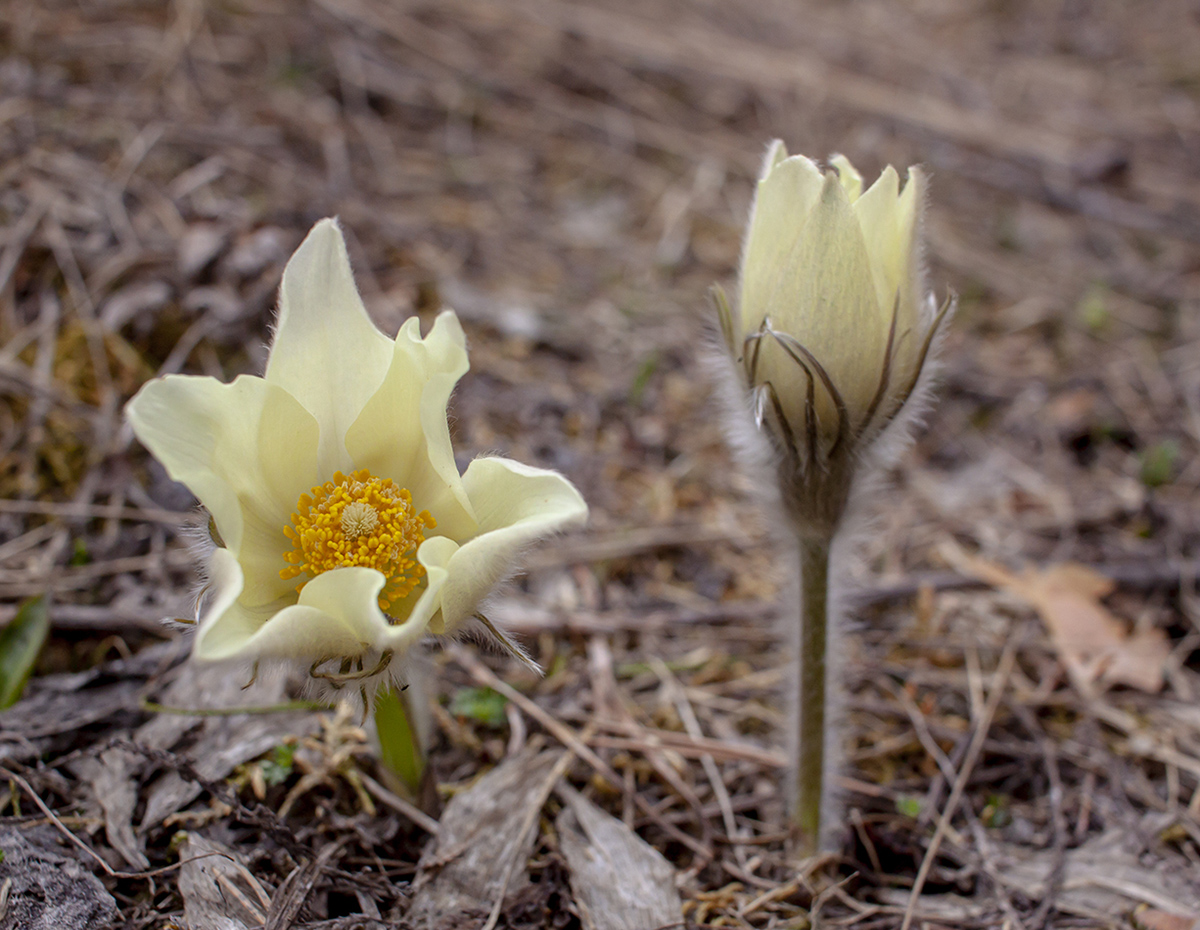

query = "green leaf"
[[1140, 439, 1179, 488], [629, 352, 659, 405], [68, 538, 91, 567], [0, 596, 50, 709], [449, 686, 508, 728], [374, 686, 425, 799], [1076, 283, 1110, 334], [981, 793, 1012, 828], [895, 794, 922, 819], [260, 744, 296, 786]]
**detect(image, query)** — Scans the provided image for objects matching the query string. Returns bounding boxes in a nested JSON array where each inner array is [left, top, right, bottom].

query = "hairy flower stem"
[[374, 684, 426, 802], [792, 533, 831, 853]]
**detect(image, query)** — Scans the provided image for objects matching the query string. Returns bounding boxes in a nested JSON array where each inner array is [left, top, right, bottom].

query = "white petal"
[[437, 457, 588, 632], [753, 173, 886, 437], [739, 153, 826, 338], [195, 549, 386, 661], [760, 139, 789, 179], [345, 311, 477, 541], [194, 545, 451, 662], [850, 165, 903, 333], [266, 219, 394, 477], [865, 166, 926, 404], [895, 167, 927, 329], [408, 535, 459, 636], [829, 154, 863, 202], [126, 374, 319, 606], [192, 547, 262, 661]]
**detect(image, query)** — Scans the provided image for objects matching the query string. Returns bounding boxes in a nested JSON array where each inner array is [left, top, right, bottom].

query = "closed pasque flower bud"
[[715, 141, 953, 848], [717, 141, 951, 535]]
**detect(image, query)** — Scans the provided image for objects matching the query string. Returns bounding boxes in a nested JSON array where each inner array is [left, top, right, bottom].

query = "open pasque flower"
[[717, 141, 951, 533], [127, 219, 587, 694]]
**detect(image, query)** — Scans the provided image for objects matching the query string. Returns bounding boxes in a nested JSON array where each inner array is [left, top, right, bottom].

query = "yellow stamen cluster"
[[281, 469, 436, 611]]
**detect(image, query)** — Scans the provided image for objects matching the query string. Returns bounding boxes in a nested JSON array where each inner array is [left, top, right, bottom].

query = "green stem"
[[792, 534, 831, 853], [373, 685, 426, 801]]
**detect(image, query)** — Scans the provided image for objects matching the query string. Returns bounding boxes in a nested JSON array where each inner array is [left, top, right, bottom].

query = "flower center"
[[280, 469, 436, 611]]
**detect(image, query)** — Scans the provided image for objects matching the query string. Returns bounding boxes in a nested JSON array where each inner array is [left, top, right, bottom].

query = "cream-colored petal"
[[739, 153, 826, 337], [403, 535, 458, 637], [877, 167, 926, 409], [753, 172, 886, 437], [266, 219, 394, 477], [894, 166, 926, 338], [197, 561, 386, 662], [850, 165, 902, 334], [194, 540, 454, 663], [761, 139, 790, 178], [126, 374, 319, 606], [345, 310, 478, 542], [437, 457, 588, 632], [192, 547, 261, 661], [829, 154, 863, 202]]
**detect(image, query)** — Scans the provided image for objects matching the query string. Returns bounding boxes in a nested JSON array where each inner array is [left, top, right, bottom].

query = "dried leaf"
[[177, 223, 227, 279], [72, 747, 148, 870], [138, 661, 321, 826], [995, 828, 1200, 919], [407, 748, 564, 929], [0, 827, 117, 930], [965, 559, 1170, 693], [556, 784, 683, 930], [1133, 906, 1200, 930], [178, 833, 271, 930]]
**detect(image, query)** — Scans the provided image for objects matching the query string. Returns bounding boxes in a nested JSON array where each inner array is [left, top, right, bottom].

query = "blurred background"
[[2, 0, 1200, 925]]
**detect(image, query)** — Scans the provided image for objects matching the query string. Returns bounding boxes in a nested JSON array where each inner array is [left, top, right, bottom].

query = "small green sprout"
[[895, 795, 923, 819], [449, 687, 508, 728], [1140, 439, 1179, 488], [260, 744, 296, 787]]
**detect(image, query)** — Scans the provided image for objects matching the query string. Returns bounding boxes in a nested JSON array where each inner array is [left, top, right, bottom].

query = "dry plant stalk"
[[715, 141, 952, 851]]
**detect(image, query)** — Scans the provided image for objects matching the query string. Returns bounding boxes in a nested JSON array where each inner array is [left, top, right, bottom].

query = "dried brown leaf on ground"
[[996, 827, 1200, 920], [556, 783, 683, 930], [178, 833, 272, 930], [407, 747, 569, 929], [71, 745, 148, 870], [137, 663, 322, 827], [1134, 907, 1200, 930], [962, 556, 1172, 693], [0, 827, 117, 930]]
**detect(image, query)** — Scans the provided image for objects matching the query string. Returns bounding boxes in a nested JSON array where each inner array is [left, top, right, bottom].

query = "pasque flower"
[[127, 219, 587, 693], [717, 141, 950, 533], [715, 141, 951, 851]]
